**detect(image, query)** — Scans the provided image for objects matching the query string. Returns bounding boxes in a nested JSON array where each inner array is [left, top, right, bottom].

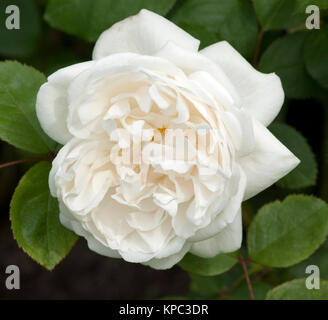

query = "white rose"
[[36, 9, 299, 269]]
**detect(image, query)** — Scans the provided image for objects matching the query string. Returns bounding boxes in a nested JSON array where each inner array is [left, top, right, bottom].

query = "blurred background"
[[0, 0, 327, 299]]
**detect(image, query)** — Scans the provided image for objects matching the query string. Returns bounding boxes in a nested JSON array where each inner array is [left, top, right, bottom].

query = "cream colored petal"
[[36, 61, 94, 144], [93, 9, 200, 59], [240, 120, 300, 200], [190, 209, 242, 258], [201, 41, 284, 126]]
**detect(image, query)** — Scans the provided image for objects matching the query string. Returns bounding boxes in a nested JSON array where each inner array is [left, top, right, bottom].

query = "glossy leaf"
[[189, 274, 221, 299], [179, 252, 238, 276], [259, 32, 323, 99], [171, 0, 258, 59], [10, 162, 78, 270], [269, 122, 317, 189], [304, 26, 328, 89], [226, 282, 271, 300], [253, 0, 328, 31], [0, 61, 57, 153], [45, 0, 176, 42], [248, 195, 328, 267], [289, 240, 328, 279], [266, 279, 328, 300]]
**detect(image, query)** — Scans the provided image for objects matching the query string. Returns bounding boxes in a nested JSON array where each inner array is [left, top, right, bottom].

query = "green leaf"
[[188, 274, 221, 299], [248, 195, 328, 268], [269, 122, 317, 189], [226, 282, 272, 300], [289, 240, 328, 279], [10, 162, 78, 270], [0, 61, 57, 154], [259, 32, 323, 99], [179, 252, 238, 276], [0, 0, 41, 57], [297, 0, 328, 9], [44, 0, 176, 42], [304, 26, 328, 89], [266, 279, 328, 300], [253, 0, 328, 31], [171, 0, 258, 59], [253, 0, 299, 31]]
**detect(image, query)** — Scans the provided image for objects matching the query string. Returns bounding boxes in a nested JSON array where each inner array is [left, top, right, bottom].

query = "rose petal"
[[190, 164, 246, 242], [240, 120, 300, 200], [143, 243, 191, 270], [93, 9, 200, 60], [59, 201, 121, 258], [190, 209, 242, 258], [201, 41, 284, 126], [36, 61, 94, 144], [220, 108, 255, 157], [155, 41, 240, 105]]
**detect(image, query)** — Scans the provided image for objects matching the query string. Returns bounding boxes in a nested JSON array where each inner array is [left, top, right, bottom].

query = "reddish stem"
[[238, 254, 255, 300], [252, 29, 264, 67], [0, 157, 48, 169]]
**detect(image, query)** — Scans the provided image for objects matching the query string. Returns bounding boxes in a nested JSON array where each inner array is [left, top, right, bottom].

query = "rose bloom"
[[36, 10, 299, 269]]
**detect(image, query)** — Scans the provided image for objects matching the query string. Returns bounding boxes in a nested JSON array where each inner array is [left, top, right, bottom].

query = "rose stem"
[[238, 253, 255, 300], [0, 157, 48, 169], [252, 29, 264, 67]]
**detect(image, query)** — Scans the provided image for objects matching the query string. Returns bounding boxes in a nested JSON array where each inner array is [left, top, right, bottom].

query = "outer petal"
[[36, 61, 94, 144], [143, 243, 192, 270], [59, 201, 121, 258], [190, 165, 246, 242], [200, 41, 284, 126], [240, 120, 300, 200], [155, 41, 240, 106], [190, 209, 242, 258], [93, 9, 200, 60]]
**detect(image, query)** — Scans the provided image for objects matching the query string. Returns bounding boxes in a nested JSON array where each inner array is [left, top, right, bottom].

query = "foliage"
[[0, 0, 328, 300], [10, 162, 78, 270]]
